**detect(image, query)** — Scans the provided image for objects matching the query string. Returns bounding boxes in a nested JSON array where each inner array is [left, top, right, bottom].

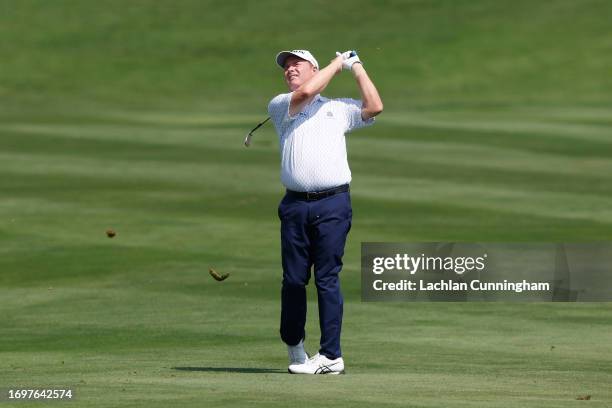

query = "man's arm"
[[351, 63, 383, 121], [290, 56, 344, 117]]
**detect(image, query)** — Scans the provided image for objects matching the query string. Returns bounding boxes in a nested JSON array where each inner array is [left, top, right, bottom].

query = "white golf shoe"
[[287, 339, 308, 365], [288, 353, 345, 375]]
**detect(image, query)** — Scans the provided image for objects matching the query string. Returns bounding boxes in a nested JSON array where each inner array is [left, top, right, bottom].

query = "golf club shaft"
[[244, 116, 271, 147]]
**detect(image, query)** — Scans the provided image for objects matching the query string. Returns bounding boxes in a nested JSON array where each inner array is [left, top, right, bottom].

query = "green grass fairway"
[[1, 1, 612, 407]]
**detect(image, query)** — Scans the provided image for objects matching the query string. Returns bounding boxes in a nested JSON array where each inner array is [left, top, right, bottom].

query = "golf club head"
[[244, 132, 253, 147]]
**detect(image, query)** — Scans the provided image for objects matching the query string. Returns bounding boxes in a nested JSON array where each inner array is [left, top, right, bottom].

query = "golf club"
[[244, 116, 270, 147]]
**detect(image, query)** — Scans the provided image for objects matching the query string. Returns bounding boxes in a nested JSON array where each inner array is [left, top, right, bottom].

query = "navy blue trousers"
[[278, 190, 352, 360]]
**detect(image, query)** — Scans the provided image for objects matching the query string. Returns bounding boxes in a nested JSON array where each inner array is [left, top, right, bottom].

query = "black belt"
[[287, 184, 350, 201]]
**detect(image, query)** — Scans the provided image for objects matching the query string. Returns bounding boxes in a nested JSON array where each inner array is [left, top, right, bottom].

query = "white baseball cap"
[[275, 49, 319, 70]]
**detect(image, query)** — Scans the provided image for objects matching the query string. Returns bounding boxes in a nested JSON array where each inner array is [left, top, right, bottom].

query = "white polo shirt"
[[268, 93, 375, 192]]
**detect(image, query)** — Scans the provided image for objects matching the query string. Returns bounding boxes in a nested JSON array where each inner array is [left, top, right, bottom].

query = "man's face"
[[283, 56, 317, 91]]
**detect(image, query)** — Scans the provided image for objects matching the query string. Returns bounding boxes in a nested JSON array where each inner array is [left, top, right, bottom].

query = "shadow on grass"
[[173, 366, 285, 374]]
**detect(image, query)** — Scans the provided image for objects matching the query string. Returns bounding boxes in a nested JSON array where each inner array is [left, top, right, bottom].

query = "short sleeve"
[[337, 98, 375, 133], [268, 93, 295, 133]]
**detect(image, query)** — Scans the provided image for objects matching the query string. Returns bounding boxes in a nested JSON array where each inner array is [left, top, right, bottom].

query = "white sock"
[[287, 339, 307, 364]]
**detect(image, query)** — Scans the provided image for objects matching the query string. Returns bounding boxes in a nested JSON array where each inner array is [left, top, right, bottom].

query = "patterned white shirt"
[[268, 93, 375, 192]]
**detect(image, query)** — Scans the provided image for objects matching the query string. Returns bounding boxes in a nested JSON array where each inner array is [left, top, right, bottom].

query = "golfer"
[[268, 49, 383, 374]]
